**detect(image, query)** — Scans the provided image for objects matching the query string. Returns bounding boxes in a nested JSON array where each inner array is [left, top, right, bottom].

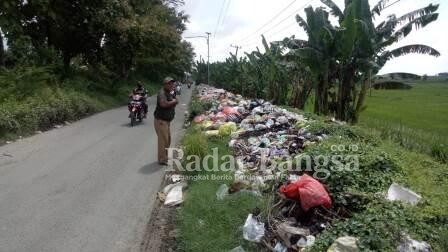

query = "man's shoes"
[[143, 113, 147, 119], [159, 161, 168, 166]]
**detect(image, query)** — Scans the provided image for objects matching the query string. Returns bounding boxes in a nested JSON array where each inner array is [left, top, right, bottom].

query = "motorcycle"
[[128, 94, 144, 126]]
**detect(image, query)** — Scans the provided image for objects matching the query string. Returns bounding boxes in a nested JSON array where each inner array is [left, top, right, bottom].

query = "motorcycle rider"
[[129, 81, 148, 118]]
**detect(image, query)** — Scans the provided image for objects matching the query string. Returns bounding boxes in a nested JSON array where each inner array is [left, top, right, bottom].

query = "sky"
[[181, 0, 447, 75]]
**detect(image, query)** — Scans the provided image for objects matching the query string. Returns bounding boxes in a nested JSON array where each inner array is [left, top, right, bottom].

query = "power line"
[[213, 0, 227, 41], [240, 20, 297, 47], [220, 0, 232, 27], [236, 0, 299, 43], [238, 0, 314, 48], [238, 0, 315, 44]]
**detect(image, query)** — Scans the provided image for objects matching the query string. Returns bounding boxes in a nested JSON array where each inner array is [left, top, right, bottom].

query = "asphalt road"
[[0, 87, 192, 252]]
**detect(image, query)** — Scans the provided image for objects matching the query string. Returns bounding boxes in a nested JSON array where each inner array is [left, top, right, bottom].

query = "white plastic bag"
[[242, 214, 265, 243], [229, 246, 245, 252], [216, 184, 229, 200], [164, 182, 187, 206], [273, 242, 287, 252], [397, 233, 431, 252], [387, 183, 422, 206]]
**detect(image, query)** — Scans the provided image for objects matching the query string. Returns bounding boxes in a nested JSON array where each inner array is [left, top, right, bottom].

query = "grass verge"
[[177, 128, 265, 251]]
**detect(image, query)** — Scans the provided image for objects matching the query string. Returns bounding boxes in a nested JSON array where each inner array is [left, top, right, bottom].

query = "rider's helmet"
[[137, 81, 143, 89]]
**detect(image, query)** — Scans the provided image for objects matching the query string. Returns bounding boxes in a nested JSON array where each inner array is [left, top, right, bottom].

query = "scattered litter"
[[171, 174, 183, 183], [5, 141, 12, 144], [162, 182, 187, 207], [216, 184, 229, 200], [54, 125, 63, 129], [1, 153, 13, 158], [242, 214, 265, 243], [297, 235, 316, 248], [157, 192, 166, 202], [229, 246, 245, 252], [280, 174, 332, 211], [273, 242, 288, 252], [327, 236, 359, 252], [35, 131, 43, 134], [387, 183, 422, 206], [276, 221, 310, 247], [397, 233, 431, 252], [204, 130, 220, 137]]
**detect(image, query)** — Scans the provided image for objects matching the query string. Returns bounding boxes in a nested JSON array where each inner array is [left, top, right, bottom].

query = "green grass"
[[177, 129, 265, 252], [359, 81, 448, 162], [301, 81, 448, 162]]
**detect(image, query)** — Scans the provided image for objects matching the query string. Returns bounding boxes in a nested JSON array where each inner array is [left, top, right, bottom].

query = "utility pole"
[[230, 44, 242, 57], [184, 32, 212, 84], [206, 32, 211, 85]]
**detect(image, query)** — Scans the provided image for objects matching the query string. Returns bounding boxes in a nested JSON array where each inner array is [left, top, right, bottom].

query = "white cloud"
[[183, 0, 447, 75]]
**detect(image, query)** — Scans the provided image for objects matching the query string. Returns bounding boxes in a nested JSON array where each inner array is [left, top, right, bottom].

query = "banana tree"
[[255, 35, 289, 104], [294, 6, 337, 115], [320, 0, 440, 122]]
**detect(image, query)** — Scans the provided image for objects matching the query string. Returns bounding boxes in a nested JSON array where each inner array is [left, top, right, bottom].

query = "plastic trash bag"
[[273, 242, 288, 252], [387, 183, 422, 206], [277, 116, 289, 124], [219, 122, 237, 136], [216, 184, 229, 200], [164, 182, 187, 207], [223, 106, 240, 116], [327, 236, 359, 252], [205, 130, 220, 137], [229, 246, 245, 252], [297, 235, 316, 248], [280, 174, 332, 212], [397, 233, 431, 252], [194, 115, 205, 123], [242, 214, 265, 243]]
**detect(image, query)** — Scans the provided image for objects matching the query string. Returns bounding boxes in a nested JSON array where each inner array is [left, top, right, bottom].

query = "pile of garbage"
[[193, 85, 338, 250], [194, 85, 329, 190], [193, 85, 429, 252]]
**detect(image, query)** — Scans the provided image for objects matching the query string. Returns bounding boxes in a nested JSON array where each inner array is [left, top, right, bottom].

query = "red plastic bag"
[[222, 106, 240, 116], [280, 174, 332, 212], [193, 115, 205, 123]]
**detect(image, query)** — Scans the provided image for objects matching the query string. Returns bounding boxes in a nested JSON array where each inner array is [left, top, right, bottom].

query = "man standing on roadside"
[[154, 77, 178, 165]]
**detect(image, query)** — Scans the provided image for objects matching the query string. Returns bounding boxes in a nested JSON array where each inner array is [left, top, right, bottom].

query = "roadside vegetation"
[[0, 0, 194, 142]]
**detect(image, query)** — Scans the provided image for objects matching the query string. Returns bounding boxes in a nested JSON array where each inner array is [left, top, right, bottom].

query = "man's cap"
[[164, 77, 175, 84]]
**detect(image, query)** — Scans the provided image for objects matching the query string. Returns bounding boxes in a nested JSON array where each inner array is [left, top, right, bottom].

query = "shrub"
[[189, 99, 213, 120], [183, 128, 208, 159], [373, 81, 412, 90]]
